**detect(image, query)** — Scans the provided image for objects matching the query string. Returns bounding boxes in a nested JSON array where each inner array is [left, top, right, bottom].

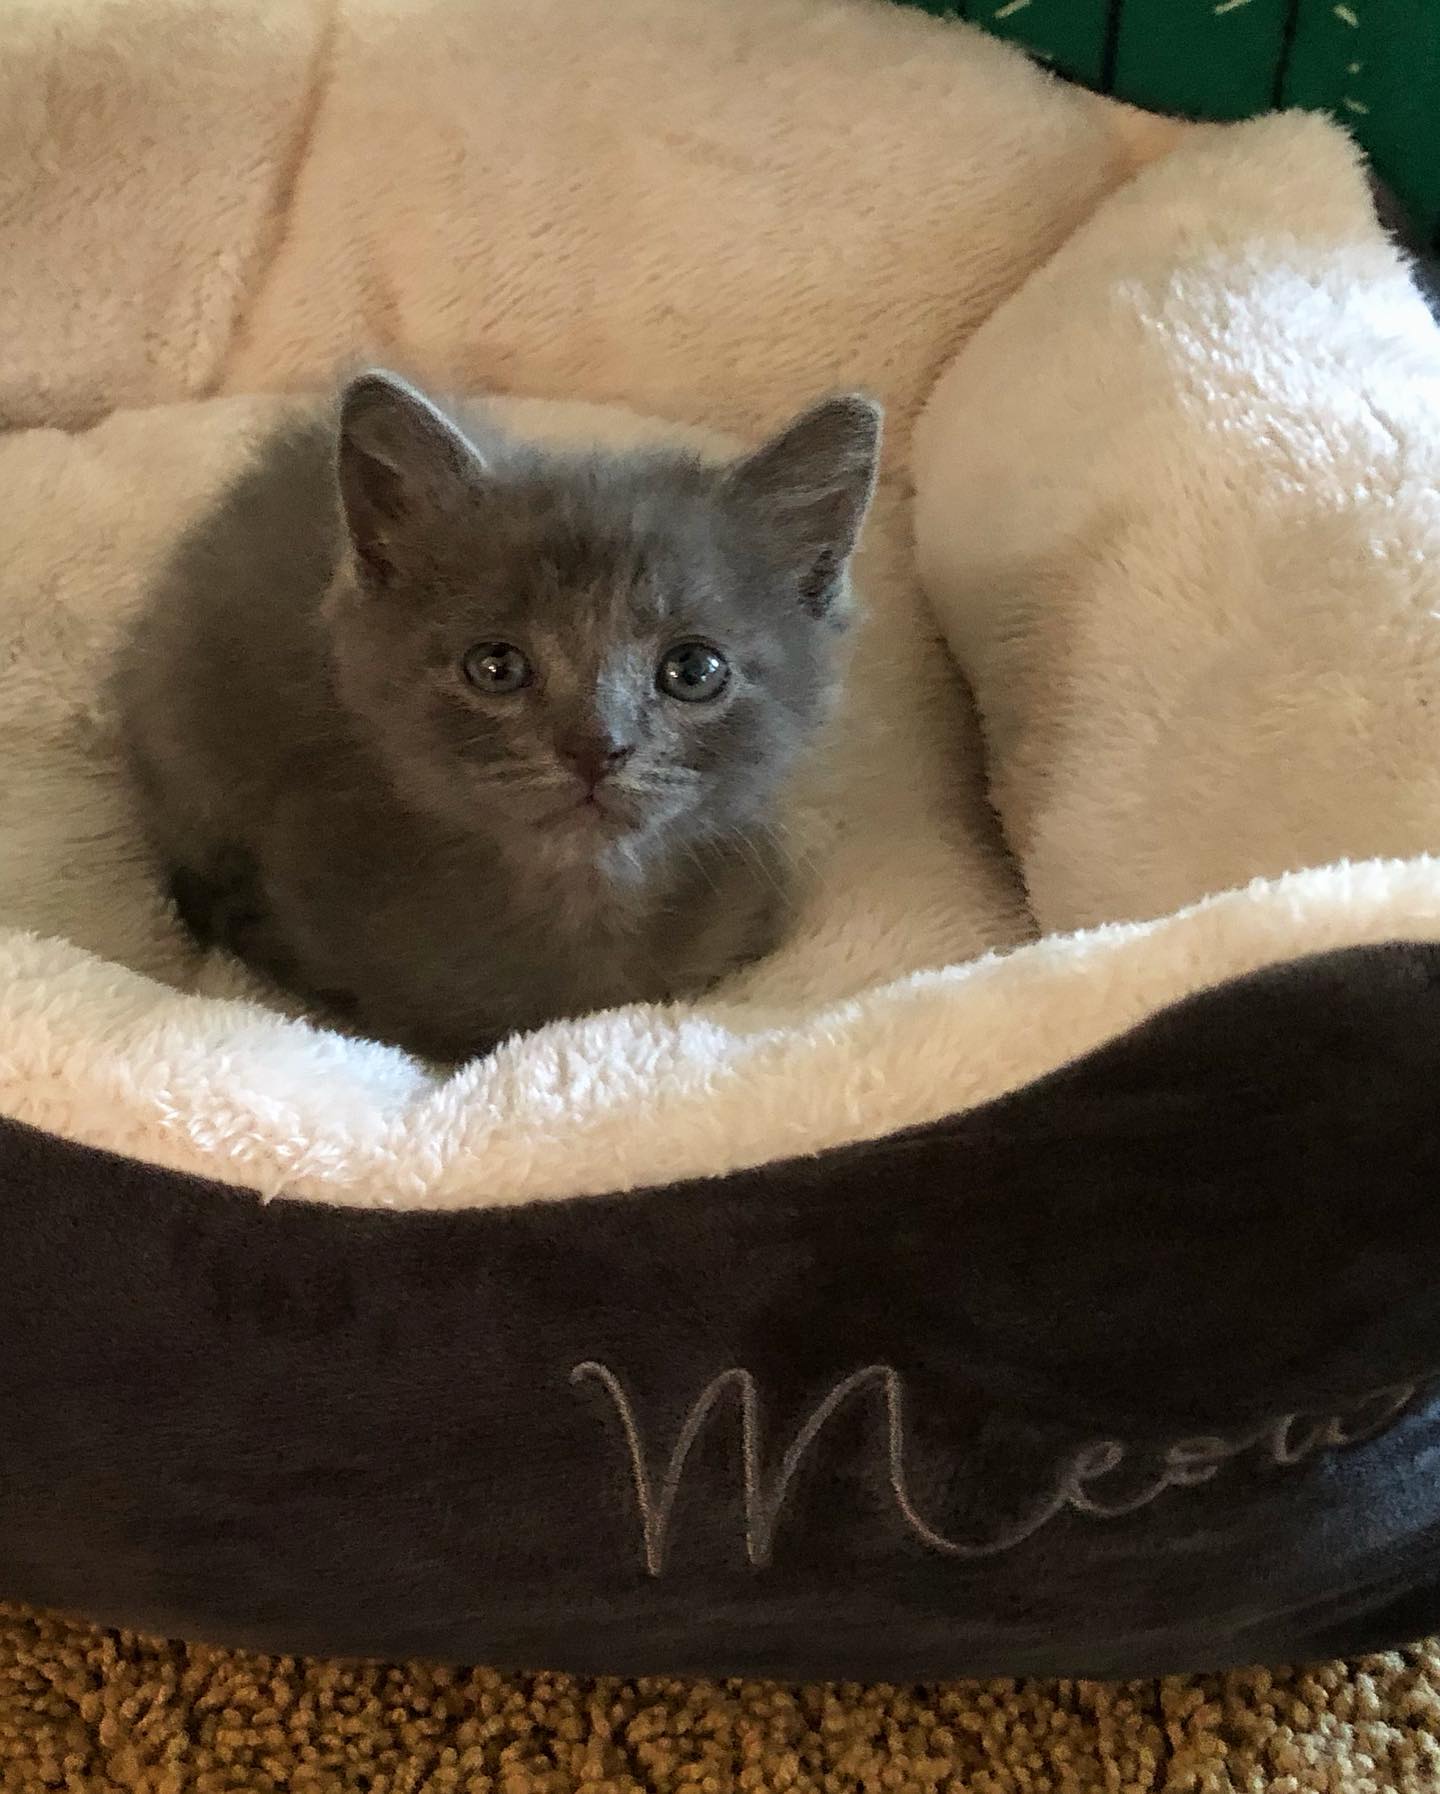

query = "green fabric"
[[1283, 0, 1440, 243], [1113, 0, 1292, 120], [904, 1, 1440, 245], [962, 0, 1111, 89]]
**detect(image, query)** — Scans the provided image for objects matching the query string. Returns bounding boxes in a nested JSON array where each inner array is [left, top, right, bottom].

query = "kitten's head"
[[324, 371, 881, 861]]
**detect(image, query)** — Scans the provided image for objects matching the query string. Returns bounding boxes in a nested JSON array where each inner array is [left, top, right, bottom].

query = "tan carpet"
[[2, 1608, 1439, 1793]]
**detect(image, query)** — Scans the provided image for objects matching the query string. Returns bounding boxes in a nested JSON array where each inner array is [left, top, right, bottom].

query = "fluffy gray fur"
[[115, 373, 881, 1061]]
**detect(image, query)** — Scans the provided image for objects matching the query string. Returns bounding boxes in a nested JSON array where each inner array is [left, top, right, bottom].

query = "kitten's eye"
[[462, 642, 532, 695], [657, 640, 730, 704]]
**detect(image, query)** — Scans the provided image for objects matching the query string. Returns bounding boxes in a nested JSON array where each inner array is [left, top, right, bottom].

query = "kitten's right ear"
[[337, 370, 488, 585], [726, 393, 882, 619]]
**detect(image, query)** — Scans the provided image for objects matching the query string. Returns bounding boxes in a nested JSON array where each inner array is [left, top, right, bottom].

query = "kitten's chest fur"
[[260, 786, 780, 1059]]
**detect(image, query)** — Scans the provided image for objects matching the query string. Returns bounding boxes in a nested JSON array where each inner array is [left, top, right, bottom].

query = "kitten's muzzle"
[[557, 734, 635, 792]]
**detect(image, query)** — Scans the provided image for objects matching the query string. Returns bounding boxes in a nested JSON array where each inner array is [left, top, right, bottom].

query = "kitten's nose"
[[559, 735, 634, 789]]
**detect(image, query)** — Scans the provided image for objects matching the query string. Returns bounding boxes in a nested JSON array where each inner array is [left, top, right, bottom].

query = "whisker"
[[678, 841, 724, 903], [707, 824, 790, 906]]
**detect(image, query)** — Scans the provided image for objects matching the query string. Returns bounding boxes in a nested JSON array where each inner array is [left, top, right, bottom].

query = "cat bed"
[[4, 0, 1440, 1683]]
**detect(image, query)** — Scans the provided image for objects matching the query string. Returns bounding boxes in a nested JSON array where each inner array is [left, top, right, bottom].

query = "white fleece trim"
[[2, 858, 1438, 1207]]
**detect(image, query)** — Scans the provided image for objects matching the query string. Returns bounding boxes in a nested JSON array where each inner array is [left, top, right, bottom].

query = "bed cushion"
[[915, 113, 1440, 931], [3, 0, 1439, 1680]]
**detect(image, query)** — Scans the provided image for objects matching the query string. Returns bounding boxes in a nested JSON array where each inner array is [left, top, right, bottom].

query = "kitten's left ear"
[[337, 370, 489, 585], [726, 394, 882, 617]]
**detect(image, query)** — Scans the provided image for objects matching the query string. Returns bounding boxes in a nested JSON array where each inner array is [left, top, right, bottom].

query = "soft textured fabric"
[[3, 1603, 1440, 1794], [0, 0, 1179, 442], [915, 112, 1440, 935]]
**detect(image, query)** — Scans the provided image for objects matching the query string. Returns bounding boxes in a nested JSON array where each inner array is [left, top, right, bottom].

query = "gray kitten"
[[115, 372, 881, 1061]]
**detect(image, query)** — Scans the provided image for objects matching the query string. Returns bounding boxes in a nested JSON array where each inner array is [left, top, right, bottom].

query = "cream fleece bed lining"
[[4, 11, 1440, 1214], [916, 113, 1440, 949]]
